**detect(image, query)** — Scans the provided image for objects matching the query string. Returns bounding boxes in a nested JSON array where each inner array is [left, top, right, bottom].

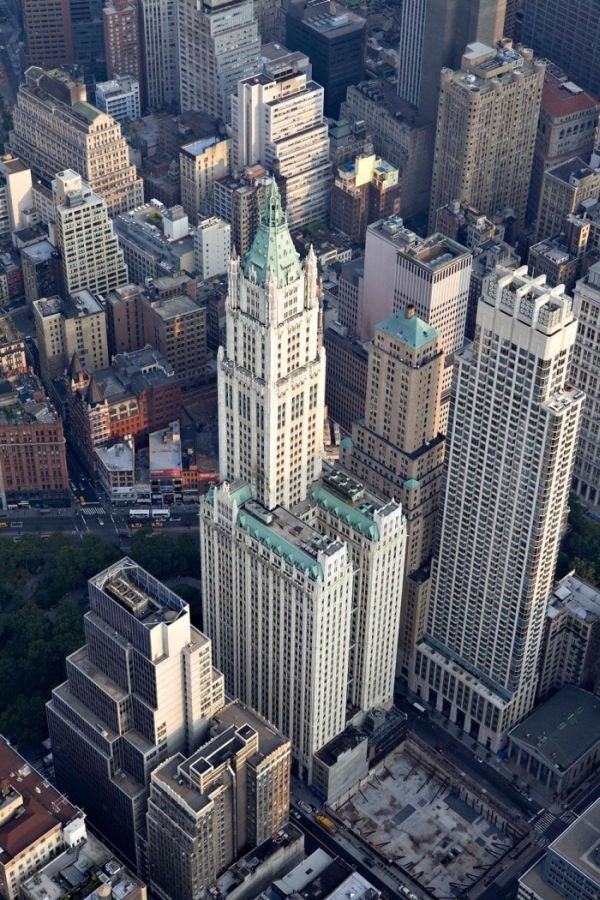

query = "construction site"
[[334, 743, 520, 897]]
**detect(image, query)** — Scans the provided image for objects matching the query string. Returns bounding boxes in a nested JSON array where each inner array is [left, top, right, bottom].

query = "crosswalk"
[[534, 811, 555, 834], [81, 506, 105, 516], [560, 810, 577, 825]]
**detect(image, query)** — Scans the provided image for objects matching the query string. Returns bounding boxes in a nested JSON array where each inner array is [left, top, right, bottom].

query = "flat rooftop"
[[547, 156, 600, 185], [0, 738, 80, 865], [149, 293, 203, 320], [548, 574, 600, 624], [91, 557, 187, 629], [370, 216, 470, 268], [95, 440, 134, 473], [315, 727, 366, 767], [541, 71, 600, 118], [509, 685, 600, 772], [547, 796, 600, 886], [21, 239, 56, 263], [149, 421, 182, 475], [35, 290, 103, 319]]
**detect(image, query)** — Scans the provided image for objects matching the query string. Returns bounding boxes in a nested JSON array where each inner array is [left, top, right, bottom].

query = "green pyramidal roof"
[[377, 308, 439, 350], [242, 180, 303, 288]]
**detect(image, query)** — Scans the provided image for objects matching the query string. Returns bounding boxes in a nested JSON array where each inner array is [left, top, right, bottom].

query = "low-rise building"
[[0, 370, 69, 505], [95, 75, 141, 123], [21, 830, 147, 899], [508, 686, 600, 797], [0, 737, 85, 900], [212, 824, 304, 900], [95, 437, 135, 504], [518, 796, 600, 899], [114, 202, 195, 284], [260, 849, 381, 899], [312, 729, 368, 805]]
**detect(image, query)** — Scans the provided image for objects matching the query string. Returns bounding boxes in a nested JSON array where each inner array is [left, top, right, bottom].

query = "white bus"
[[151, 508, 170, 520], [129, 509, 150, 521]]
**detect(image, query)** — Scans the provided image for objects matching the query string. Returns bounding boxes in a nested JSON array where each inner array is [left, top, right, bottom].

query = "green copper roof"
[[73, 101, 103, 122], [242, 180, 303, 288], [404, 478, 420, 490], [310, 484, 380, 540], [377, 309, 438, 350], [237, 509, 323, 580]]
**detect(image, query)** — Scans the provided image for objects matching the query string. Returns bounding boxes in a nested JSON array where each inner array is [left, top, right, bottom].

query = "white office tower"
[[232, 62, 332, 227], [178, 0, 260, 122], [47, 558, 225, 867], [139, 0, 179, 109], [53, 170, 128, 296], [217, 179, 324, 510], [201, 482, 354, 783], [571, 262, 600, 511], [410, 268, 584, 751]]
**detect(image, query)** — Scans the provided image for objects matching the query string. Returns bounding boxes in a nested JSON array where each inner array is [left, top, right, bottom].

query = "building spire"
[[242, 179, 302, 288]]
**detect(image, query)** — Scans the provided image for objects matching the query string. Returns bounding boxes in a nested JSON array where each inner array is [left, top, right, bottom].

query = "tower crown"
[[242, 180, 302, 288]]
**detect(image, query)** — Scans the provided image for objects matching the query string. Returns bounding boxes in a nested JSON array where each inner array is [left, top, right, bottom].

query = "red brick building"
[[0, 372, 69, 503]]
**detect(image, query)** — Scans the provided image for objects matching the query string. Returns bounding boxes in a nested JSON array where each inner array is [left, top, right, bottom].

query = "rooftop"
[[95, 439, 134, 473], [541, 71, 600, 118], [0, 738, 81, 865], [20, 830, 145, 900], [546, 796, 600, 887], [370, 216, 470, 268], [243, 180, 303, 287], [181, 134, 227, 158], [215, 824, 303, 898], [269, 849, 377, 898], [546, 156, 600, 186], [315, 727, 367, 767], [149, 421, 182, 476], [0, 371, 59, 426], [509, 685, 600, 772], [91, 557, 187, 629], [237, 503, 331, 581], [377, 307, 439, 350], [148, 293, 203, 320], [35, 290, 104, 320]]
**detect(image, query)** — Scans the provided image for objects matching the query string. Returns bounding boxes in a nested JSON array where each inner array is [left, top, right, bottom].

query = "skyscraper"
[[47, 557, 226, 866], [53, 170, 129, 297], [103, 0, 143, 89], [70, 0, 106, 81], [178, 0, 260, 122], [217, 181, 324, 511], [285, 0, 367, 119], [570, 262, 600, 511], [201, 181, 407, 781], [139, 0, 179, 110], [429, 43, 545, 232], [10, 67, 143, 216], [396, 0, 506, 123], [521, 0, 600, 101], [342, 308, 445, 677], [410, 268, 584, 750], [232, 61, 332, 228], [22, 0, 74, 68], [146, 701, 291, 899]]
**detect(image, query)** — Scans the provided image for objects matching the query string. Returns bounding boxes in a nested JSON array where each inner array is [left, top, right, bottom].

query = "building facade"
[[139, 0, 179, 110], [232, 64, 332, 228], [535, 158, 600, 243], [178, 0, 260, 122], [47, 558, 226, 866], [571, 262, 600, 510], [217, 180, 324, 510], [342, 308, 445, 678], [22, 0, 74, 68], [95, 76, 142, 122], [10, 67, 143, 216], [195, 216, 231, 280], [429, 43, 545, 232], [103, 0, 143, 87], [180, 135, 230, 223], [146, 701, 290, 900], [410, 268, 584, 750], [53, 170, 129, 297], [34, 291, 110, 381], [330, 153, 400, 243]]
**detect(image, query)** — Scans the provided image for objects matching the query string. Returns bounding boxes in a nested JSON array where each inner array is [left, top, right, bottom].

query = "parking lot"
[[335, 746, 514, 897]]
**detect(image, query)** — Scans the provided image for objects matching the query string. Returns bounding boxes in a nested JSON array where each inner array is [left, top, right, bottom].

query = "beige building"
[[342, 308, 445, 678], [411, 269, 584, 751], [180, 135, 230, 223], [429, 43, 545, 232], [536, 157, 600, 242], [141, 292, 208, 384], [146, 701, 291, 900], [538, 574, 600, 701], [47, 558, 226, 867], [177, 0, 260, 121], [34, 290, 109, 380], [0, 738, 85, 900], [10, 67, 143, 216], [53, 170, 129, 297], [341, 81, 434, 219], [571, 261, 600, 511]]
